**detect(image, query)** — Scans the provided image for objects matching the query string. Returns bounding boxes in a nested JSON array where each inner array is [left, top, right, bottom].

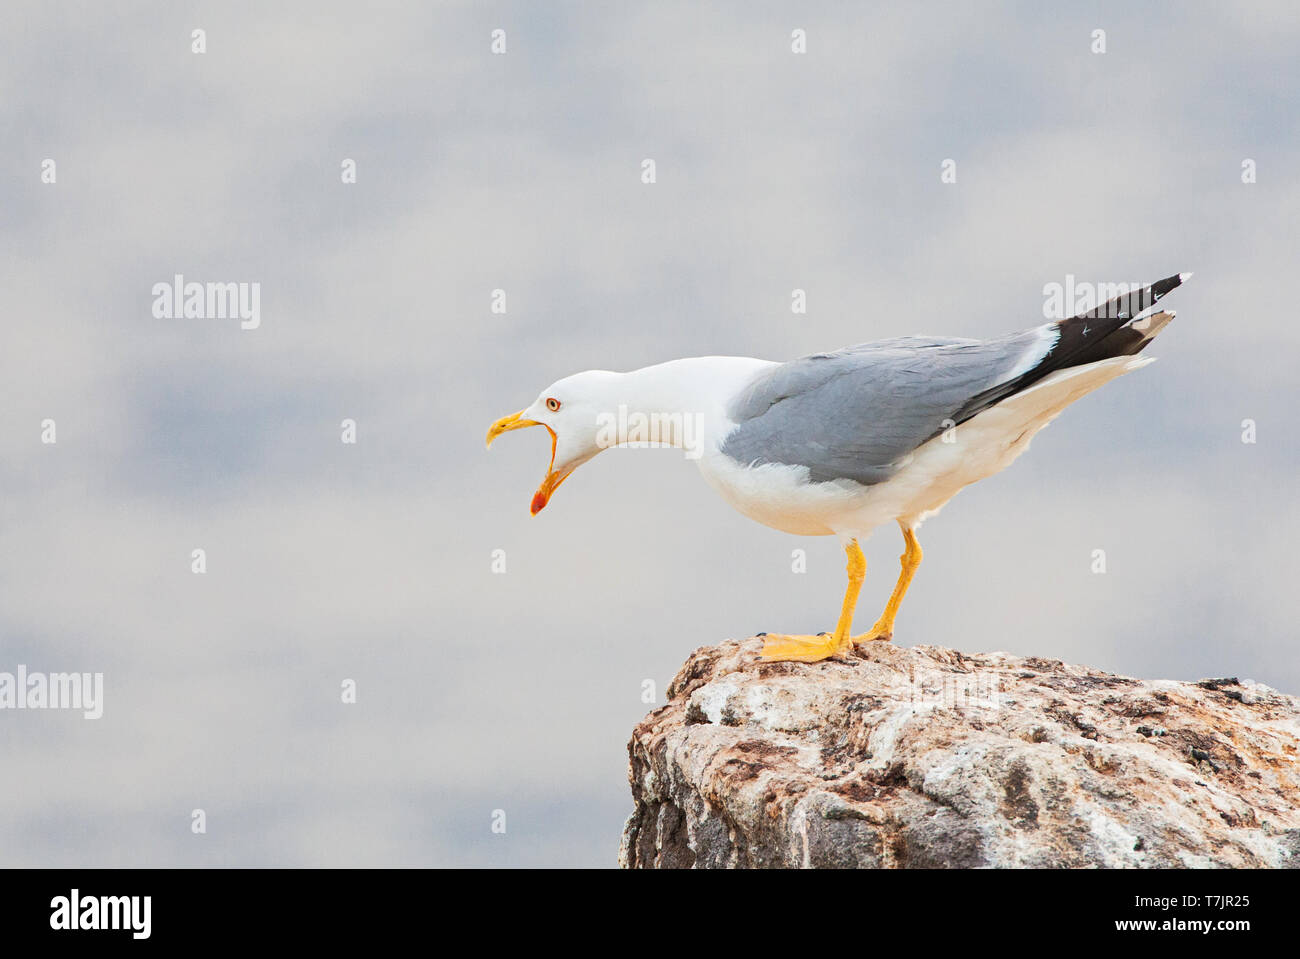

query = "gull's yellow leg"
[[760, 541, 865, 663], [856, 522, 922, 644]]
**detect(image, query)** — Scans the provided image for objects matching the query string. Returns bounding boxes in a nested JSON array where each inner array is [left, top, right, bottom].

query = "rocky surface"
[[619, 638, 1300, 868]]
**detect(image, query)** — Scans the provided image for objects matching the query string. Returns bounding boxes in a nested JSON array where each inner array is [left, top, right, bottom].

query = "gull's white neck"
[[601, 356, 774, 449]]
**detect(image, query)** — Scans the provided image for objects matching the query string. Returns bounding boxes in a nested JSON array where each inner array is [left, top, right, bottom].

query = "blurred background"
[[1, 1, 1296, 866]]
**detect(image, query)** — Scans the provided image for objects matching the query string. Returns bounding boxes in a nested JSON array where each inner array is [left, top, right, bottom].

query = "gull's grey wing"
[[721, 332, 1054, 485], [720, 270, 1188, 486]]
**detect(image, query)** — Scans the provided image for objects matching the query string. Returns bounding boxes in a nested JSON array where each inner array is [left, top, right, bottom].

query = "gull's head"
[[485, 369, 618, 515]]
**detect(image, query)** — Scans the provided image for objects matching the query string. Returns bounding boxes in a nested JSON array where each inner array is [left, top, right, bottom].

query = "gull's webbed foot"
[[758, 539, 866, 664], [758, 632, 852, 663], [853, 619, 895, 644]]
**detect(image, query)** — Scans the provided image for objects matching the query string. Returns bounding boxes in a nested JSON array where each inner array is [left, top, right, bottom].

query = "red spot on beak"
[[531, 490, 549, 515]]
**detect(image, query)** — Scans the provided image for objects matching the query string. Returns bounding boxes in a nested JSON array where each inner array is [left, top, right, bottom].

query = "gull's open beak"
[[485, 410, 575, 516]]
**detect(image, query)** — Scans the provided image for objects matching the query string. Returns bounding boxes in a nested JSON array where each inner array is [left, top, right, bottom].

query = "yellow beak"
[[485, 410, 541, 449], [485, 410, 573, 515]]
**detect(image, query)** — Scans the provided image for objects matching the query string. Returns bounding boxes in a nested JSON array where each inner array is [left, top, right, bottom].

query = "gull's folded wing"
[[720, 273, 1187, 486]]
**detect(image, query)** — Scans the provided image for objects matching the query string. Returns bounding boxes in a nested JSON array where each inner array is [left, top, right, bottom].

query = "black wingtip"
[[1070, 271, 1189, 323], [1151, 271, 1192, 300]]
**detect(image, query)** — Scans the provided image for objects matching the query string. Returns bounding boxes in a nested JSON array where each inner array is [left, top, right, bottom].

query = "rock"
[[619, 638, 1300, 868]]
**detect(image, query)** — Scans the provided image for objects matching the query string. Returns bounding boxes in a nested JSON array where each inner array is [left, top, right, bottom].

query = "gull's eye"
[[546, 397, 561, 412]]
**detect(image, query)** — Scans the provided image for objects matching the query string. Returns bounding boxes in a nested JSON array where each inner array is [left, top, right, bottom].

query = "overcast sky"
[[1, 1, 1297, 867]]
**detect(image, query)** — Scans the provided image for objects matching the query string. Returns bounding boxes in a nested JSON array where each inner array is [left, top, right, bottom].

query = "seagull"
[[487, 273, 1188, 663]]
